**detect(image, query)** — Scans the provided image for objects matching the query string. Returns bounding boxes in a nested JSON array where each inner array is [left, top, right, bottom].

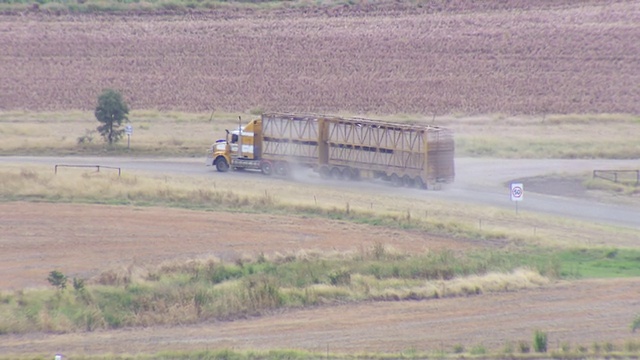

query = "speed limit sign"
[[510, 183, 524, 202]]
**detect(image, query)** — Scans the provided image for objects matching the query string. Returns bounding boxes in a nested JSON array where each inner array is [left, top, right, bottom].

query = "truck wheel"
[[341, 167, 353, 180], [351, 168, 361, 181], [390, 173, 402, 187], [319, 166, 331, 179], [261, 161, 273, 176], [415, 176, 427, 189], [275, 161, 289, 176], [402, 175, 414, 187], [215, 157, 229, 172], [330, 167, 341, 180]]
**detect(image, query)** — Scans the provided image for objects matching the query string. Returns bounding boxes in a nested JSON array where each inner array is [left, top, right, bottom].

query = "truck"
[[206, 113, 454, 189]]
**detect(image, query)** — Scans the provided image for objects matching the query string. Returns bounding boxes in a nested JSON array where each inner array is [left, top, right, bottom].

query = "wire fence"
[[593, 169, 639, 186], [54, 164, 121, 176]]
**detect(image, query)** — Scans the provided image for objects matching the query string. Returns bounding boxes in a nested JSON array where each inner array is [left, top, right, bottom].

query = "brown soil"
[[0, 202, 476, 291], [0, 1, 638, 114], [4, 279, 640, 355], [1, 202, 639, 356]]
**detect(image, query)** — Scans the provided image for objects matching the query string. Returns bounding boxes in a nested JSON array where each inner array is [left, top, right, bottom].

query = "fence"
[[593, 169, 639, 186], [54, 164, 121, 176]]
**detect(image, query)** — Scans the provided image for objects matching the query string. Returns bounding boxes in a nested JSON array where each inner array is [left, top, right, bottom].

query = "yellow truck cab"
[[207, 117, 263, 172]]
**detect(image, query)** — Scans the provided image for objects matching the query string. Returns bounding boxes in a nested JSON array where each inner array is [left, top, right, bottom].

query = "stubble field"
[[0, 1, 639, 114]]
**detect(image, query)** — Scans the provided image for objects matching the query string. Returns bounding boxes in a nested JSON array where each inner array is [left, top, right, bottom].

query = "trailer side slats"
[[261, 113, 454, 184]]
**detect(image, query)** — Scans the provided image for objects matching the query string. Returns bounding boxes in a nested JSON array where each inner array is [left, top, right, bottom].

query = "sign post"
[[124, 125, 133, 149], [510, 183, 524, 214]]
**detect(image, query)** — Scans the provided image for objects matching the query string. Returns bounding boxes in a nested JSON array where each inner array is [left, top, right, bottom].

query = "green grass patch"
[[0, 248, 543, 333], [3, 245, 640, 334], [558, 248, 640, 278]]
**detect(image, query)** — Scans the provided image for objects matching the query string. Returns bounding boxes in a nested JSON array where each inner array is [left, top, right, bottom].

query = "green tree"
[[95, 89, 129, 144], [47, 270, 67, 291]]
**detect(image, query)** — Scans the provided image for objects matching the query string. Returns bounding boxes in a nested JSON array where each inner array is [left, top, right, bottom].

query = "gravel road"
[[2, 156, 638, 229]]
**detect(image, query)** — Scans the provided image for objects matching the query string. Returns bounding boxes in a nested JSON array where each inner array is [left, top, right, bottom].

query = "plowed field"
[[1, 1, 639, 114], [0, 202, 480, 291]]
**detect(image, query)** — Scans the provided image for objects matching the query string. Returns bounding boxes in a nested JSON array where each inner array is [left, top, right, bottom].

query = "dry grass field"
[[2, 111, 639, 159], [0, 1, 639, 115]]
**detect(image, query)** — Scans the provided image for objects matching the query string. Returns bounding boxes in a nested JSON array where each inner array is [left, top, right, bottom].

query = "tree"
[[47, 270, 67, 291], [94, 89, 129, 144]]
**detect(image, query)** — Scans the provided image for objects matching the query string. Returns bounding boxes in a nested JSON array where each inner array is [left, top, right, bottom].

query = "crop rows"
[[0, 1, 638, 114]]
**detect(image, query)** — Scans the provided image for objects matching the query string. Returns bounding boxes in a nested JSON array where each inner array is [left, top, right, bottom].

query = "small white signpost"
[[510, 182, 524, 214], [124, 124, 133, 149]]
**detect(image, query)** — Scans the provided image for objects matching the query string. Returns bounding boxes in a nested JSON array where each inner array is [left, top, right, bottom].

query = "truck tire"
[[319, 165, 331, 179], [402, 175, 414, 187], [330, 167, 342, 180], [260, 161, 273, 176], [215, 157, 229, 172], [415, 176, 427, 189], [341, 167, 354, 180], [275, 161, 289, 177], [390, 173, 402, 187]]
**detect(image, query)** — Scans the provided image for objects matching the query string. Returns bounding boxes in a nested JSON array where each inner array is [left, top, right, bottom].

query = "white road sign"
[[125, 125, 133, 135], [510, 183, 524, 202]]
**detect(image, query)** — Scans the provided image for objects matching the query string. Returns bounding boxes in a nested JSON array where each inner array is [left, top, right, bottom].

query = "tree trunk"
[[109, 117, 113, 144]]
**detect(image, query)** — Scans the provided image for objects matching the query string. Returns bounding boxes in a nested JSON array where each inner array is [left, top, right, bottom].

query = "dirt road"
[[3, 156, 639, 229]]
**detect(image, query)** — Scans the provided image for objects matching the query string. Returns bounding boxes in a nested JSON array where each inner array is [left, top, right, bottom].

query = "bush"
[[328, 268, 351, 286], [243, 275, 282, 311], [624, 340, 640, 352], [533, 330, 548, 352], [603, 342, 615, 352], [77, 129, 96, 144], [470, 344, 486, 355], [73, 277, 86, 292], [47, 270, 67, 290]]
